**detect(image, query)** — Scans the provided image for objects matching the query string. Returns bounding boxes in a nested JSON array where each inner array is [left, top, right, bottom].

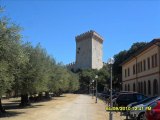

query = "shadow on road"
[[3, 102, 44, 110], [1, 94, 67, 118], [1, 103, 44, 118], [0, 111, 24, 118]]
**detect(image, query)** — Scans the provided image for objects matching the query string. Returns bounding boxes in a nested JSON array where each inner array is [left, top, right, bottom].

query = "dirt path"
[[1, 94, 125, 120]]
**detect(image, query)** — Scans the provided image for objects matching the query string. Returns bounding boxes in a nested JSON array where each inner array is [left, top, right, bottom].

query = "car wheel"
[[138, 113, 145, 120]]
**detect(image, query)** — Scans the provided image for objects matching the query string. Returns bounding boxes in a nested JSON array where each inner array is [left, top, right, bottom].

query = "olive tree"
[[0, 16, 27, 112]]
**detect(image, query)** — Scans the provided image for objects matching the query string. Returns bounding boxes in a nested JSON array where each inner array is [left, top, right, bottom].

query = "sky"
[[1, 0, 160, 64]]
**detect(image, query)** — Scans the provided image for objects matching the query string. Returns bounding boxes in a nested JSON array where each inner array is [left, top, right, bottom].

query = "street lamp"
[[107, 57, 115, 120], [95, 75, 98, 103]]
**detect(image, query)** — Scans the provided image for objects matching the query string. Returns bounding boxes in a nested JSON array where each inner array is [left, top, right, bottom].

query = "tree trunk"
[[45, 92, 50, 99], [38, 92, 43, 101], [0, 98, 6, 113], [19, 94, 30, 107]]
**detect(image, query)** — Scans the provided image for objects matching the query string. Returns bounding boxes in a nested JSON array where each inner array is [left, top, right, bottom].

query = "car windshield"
[[144, 97, 160, 105], [138, 96, 158, 104]]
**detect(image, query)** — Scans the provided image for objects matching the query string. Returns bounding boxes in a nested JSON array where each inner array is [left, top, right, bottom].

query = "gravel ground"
[[1, 94, 126, 120]]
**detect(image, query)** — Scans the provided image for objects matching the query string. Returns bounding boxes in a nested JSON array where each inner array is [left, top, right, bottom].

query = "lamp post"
[[95, 75, 98, 103], [108, 57, 114, 120], [120, 82, 122, 91], [92, 80, 94, 99], [89, 80, 91, 95]]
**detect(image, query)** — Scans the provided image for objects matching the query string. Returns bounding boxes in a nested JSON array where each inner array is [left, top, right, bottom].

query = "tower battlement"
[[75, 30, 103, 43], [66, 62, 76, 70]]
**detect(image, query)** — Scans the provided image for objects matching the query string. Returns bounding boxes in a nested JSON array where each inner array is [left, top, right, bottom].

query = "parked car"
[[116, 92, 147, 107], [145, 100, 160, 120], [126, 96, 158, 118], [129, 96, 160, 120], [128, 96, 158, 108], [115, 91, 135, 97], [112, 91, 136, 106], [107, 91, 132, 106]]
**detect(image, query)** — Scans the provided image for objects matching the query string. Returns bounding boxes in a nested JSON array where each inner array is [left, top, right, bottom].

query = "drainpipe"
[[135, 57, 138, 92], [158, 44, 160, 95], [132, 55, 138, 92], [153, 42, 160, 95]]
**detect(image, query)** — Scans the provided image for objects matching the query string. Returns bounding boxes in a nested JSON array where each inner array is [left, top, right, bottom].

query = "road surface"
[[1, 94, 124, 120]]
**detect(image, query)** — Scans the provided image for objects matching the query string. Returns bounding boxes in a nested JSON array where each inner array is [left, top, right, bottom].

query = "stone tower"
[[75, 30, 103, 70]]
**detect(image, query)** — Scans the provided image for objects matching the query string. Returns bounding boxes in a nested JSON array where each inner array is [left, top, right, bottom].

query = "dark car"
[[109, 91, 136, 106], [116, 93, 147, 107], [110, 91, 135, 99]]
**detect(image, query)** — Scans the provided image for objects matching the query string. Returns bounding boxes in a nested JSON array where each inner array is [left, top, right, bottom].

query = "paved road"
[[1, 94, 124, 120]]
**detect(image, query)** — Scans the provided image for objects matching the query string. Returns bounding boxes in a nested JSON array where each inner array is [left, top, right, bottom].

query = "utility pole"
[[95, 75, 98, 103], [108, 58, 114, 120]]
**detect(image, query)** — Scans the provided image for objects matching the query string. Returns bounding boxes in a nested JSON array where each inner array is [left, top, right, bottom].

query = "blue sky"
[[1, 0, 160, 64]]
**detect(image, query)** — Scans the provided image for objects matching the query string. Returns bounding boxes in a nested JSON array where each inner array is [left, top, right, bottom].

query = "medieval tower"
[[74, 30, 103, 70], [67, 30, 104, 70]]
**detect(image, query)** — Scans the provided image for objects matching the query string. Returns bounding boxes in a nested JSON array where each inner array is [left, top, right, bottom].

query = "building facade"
[[121, 39, 160, 96], [67, 30, 104, 71]]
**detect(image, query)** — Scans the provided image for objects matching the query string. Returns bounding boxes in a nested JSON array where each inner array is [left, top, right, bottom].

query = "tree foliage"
[[77, 68, 110, 93], [0, 9, 80, 111], [0, 16, 27, 97]]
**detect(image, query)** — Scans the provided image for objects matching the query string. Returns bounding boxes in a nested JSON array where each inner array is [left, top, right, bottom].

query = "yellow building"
[[121, 39, 160, 96]]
